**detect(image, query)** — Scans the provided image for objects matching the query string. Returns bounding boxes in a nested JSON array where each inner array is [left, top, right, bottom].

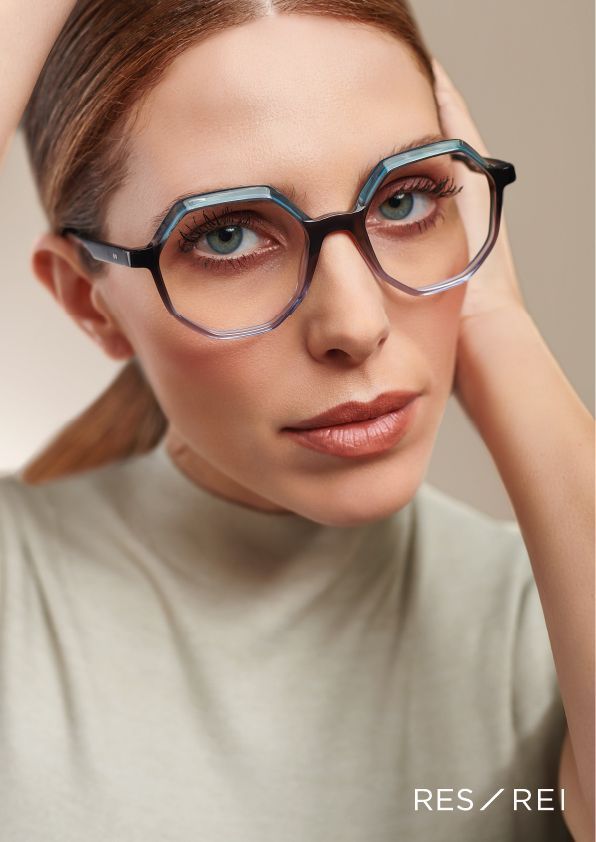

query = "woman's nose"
[[299, 230, 391, 364]]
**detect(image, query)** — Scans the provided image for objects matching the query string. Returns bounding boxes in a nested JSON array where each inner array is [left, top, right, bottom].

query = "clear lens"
[[159, 198, 308, 332], [158, 152, 493, 333], [365, 151, 492, 289]]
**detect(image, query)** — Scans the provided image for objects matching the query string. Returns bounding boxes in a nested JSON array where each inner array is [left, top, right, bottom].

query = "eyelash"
[[372, 175, 463, 235], [177, 206, 267, 273], [179, 206, 255, 247], [176, 175, 463, 271]]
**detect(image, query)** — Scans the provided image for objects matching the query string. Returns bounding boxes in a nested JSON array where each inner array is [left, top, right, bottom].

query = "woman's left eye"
[[378, 190, 432, 223]]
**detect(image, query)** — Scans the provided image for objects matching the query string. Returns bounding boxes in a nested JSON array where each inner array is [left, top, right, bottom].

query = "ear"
[[31, 231, 134, 361]]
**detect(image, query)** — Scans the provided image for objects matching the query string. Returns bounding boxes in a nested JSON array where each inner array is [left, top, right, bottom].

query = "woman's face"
[[92, 13, 466, 525]]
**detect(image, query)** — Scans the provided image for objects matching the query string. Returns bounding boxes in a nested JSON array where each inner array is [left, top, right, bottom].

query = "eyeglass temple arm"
[[60, 229, 154, 268]]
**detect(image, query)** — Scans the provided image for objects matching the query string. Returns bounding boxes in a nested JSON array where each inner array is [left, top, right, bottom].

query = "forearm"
[[0, 0, 77, 164], [455, 305, 595, 815]]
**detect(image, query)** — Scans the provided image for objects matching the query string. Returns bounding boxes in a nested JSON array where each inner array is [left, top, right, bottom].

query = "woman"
[[0, 1, 593, 840]]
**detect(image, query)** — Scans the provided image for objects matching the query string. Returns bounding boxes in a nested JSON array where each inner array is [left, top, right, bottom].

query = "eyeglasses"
[[61, 138, 516, 341]]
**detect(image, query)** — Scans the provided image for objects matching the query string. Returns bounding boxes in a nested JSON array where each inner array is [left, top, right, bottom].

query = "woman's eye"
[[378, 191, 432, 223], [194, 224, 260, 257]]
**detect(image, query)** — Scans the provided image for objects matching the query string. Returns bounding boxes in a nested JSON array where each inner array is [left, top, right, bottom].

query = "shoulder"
[[0, 453, 152, 576], [0, 457, 133, 534], [0, 452, 164, 619], [408, 483, 547, 699], [412, 482, 563, 742], [412, 480, 531, 585]]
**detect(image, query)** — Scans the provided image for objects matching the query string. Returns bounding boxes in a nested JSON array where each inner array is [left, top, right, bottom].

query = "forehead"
[[111, 13, 440, 241]]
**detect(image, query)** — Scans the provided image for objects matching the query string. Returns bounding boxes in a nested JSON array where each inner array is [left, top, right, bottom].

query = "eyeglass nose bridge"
[[301, 206, 382, 289]]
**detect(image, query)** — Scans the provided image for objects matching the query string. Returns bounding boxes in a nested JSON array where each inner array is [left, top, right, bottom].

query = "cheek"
[[118, 285, 284, 447], [410, 283, 465, 395], [105, 267, 293, 455], [145, 333, 262, 430]]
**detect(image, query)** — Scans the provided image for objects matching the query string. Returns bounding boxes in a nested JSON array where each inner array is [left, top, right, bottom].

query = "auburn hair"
[[19, 0, 436, 483]]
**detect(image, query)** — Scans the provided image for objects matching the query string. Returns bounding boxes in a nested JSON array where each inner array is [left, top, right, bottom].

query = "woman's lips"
[[286, 390, 420, 429], [281, 397, 419, 458]]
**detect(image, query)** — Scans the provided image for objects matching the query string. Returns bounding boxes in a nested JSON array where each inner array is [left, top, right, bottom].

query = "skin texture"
[[33, 12, 467, 526]]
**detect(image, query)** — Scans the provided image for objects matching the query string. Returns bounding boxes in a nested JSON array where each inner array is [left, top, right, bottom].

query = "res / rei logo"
[[414, 788, 566, 812]]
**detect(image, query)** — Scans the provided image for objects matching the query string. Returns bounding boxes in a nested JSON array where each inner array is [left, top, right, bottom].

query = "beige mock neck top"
[[0, 439, 570, 840]]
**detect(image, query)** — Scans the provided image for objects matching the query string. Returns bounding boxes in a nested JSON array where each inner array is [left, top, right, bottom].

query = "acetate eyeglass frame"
[[60, 138, 516, 341]]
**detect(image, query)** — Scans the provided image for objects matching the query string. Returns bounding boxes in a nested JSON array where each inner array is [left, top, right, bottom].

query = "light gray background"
[[0, 0, 593, 519]]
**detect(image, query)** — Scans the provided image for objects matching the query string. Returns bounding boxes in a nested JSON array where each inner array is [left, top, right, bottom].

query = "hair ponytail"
[[19, 358, 167, 484]]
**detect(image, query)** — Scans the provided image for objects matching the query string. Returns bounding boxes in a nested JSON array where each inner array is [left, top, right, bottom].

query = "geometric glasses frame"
[[60, 138, 516, 341]]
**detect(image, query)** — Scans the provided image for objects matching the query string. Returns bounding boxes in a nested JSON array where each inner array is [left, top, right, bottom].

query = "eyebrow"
[[145, 131, 446, 238]]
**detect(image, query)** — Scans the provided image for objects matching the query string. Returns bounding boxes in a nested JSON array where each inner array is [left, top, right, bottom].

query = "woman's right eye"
[[180, 224, 262, 258]]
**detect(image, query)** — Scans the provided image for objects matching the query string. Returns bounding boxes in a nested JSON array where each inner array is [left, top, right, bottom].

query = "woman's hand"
[[0, 0, 77, 167], [431, 57, 526, 328], [431, 57, 532, 415]]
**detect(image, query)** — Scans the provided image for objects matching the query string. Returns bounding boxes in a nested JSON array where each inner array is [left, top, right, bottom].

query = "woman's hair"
[[19, 0, 436, 484]]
